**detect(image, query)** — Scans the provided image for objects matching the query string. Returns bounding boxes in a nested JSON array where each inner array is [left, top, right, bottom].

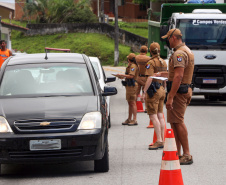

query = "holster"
[[121, 80, 127, 86], [167, 81, 190, 94], [126, 79, 135, 86], [147, 82, 161, 98]]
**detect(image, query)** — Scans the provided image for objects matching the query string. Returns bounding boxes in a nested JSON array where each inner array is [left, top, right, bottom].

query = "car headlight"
[[0, 116, 12, 133], [78, 112, 102, 130]]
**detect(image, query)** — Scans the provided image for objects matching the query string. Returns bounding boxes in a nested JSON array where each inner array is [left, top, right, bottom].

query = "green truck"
[[148, 3, 226, 100]]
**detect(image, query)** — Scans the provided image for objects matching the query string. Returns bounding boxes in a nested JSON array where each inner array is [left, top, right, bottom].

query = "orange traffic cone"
[[149, 124, 167, 146], [149, 114, 167, 145], [147, 120, 154, 128], [159, 129, 184, 185], [136, 94, 144, 112]]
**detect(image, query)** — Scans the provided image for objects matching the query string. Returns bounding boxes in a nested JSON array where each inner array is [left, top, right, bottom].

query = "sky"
[[0, 0, 15, 3]]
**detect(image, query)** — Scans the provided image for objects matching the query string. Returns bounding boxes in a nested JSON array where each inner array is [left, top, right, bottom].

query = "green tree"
[[47, 0, 97, 23], [22, 0, 97, 23], [133, 0, 185, 3]]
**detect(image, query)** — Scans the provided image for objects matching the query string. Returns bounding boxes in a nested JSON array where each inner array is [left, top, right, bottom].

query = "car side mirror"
[[105, 76, 116, 83], [160, 25, 169, 41], [102, 86, 117, 96]]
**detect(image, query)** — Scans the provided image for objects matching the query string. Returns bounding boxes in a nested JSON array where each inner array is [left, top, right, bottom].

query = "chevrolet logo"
[[40, 122, 51, 126]]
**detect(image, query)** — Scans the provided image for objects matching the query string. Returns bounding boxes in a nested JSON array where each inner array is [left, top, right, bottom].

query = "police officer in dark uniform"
[[159, 28, 194, 164], [116, 53, 139, 126], [142, 42, 167, 150]]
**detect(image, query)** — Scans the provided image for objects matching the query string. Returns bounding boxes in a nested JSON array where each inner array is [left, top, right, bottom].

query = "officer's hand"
[[154, 72, 160, 77], [141, 94, 145, 103], [115, 74, 122, 79], [166, 97, 173, 110]]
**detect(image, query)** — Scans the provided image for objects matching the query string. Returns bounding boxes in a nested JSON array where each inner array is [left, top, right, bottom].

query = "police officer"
[[0, 40, 12, 67], [142, 42, 167, 150], [135, 45, 151, 109], [116, 53, 139, 126], [159, 28, 194, 164]]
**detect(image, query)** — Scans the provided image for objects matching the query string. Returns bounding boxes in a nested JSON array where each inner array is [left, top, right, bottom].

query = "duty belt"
[[139, 74, 146, 77], [167, 81, 192, 94]]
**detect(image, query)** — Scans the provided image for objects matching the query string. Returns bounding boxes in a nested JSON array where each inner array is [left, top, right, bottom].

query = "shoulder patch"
[[146, 64, 150, 69], [177, 54, 183, 62], [131, 67, 135, 71]]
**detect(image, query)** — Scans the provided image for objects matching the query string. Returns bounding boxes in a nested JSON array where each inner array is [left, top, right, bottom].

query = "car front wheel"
[[94, 140, 109, 172]]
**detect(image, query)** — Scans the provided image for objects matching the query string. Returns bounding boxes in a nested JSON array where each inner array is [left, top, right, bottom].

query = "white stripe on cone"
[[163, 138, 177, 151], [161, 160, 181, 170]]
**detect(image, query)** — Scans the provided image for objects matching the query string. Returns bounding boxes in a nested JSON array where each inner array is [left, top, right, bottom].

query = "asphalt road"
[[0, 66, 225, 185]]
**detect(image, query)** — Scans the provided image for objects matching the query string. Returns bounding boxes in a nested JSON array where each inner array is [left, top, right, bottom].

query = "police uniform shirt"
[[168, 43, 194, 84], [127, 63, 138, 79], [145, 55, 167, 83], [136, 54, 151, 75]]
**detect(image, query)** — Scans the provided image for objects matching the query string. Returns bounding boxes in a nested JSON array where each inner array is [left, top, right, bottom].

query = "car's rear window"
[[0, 63, 94, 97]]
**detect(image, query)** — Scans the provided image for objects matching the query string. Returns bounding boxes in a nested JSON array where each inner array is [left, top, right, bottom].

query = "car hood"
[[0, 96, 98, 125]]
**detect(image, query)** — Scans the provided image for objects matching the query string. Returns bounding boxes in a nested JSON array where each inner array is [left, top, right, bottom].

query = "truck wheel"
[[94, 140, 109, 172]]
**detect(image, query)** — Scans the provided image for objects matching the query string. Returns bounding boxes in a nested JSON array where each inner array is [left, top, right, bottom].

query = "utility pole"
[[100, 0, 104, 23], [97, 0, 100, 22], [114, 0, 119, 66]]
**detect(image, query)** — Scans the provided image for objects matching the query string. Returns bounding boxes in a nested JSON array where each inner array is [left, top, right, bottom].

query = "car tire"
[[94, 140, 109, 172], [108, 112, 111, 128]]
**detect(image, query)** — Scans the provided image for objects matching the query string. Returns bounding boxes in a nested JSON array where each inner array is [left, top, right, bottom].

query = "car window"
[[0, 63, 93, 97], [101, 65, 107, 82], [91, 62, 101, 79]]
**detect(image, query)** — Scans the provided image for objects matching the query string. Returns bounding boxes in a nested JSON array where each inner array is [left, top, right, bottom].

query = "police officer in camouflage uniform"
[[142, 42, 167, 150]]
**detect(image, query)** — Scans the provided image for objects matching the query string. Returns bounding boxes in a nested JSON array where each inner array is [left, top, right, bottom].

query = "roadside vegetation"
[[11, 31, 132, 66], [4, 14, 148, 66], [110, 21, 148, 38], [19, 0, 97, 23]]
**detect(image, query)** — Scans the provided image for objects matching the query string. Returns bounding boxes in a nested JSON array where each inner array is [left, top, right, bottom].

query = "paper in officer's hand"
[[150, 76, 168, 81], [111, 73, 118, 76]]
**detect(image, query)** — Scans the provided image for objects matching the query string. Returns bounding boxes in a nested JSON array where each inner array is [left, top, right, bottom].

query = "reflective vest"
[[0, 49, 10, 67]]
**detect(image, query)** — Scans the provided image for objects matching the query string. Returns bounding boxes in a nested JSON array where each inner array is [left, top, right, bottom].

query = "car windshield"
[[178, 19, 226, 47], [91, 61, 100, 79], [0, 63, 93, 97]]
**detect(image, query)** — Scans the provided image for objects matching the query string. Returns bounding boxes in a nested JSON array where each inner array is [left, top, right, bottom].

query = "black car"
[[0, 53, 117, 174]]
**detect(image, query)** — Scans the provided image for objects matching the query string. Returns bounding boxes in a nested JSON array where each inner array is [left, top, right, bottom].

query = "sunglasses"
[[167, 28, 177, 40]]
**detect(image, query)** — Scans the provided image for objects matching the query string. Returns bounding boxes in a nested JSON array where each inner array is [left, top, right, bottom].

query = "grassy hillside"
[[6, 19, 148, 66], [110, 22, 148, 38], [12, 33, 133, 65]]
